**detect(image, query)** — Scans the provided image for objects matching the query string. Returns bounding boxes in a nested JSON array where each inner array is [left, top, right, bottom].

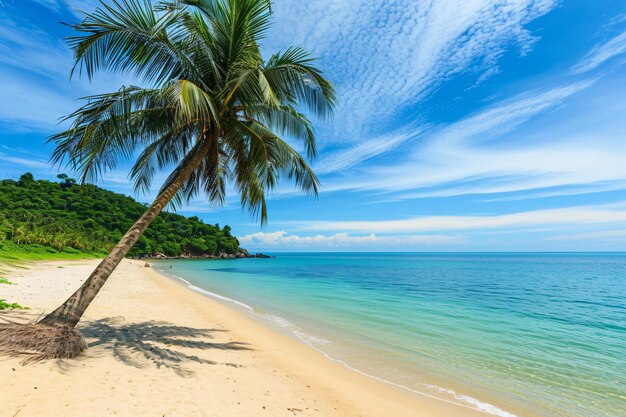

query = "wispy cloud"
[[268, 0, 559, 140], [32, 0, 101, 17], [0, 9, 138, 131], [0, 153, 50, 169], [0, 14, 70, 80], [315, 125, 427, 174], [480, 181, 626, 202], [315, 79, 593, 176], [0, 147, 56, 180], [572, 28, 626, 74], [0, 69, 75, 128], [363, 139, 626, 199], [424, 80, 594, 148], [319, 79, 613, 198], [548, 228, 626, 241], [288, 203, 626, 234], [239, 230, 464, 248], [32, 0, 64, 11]]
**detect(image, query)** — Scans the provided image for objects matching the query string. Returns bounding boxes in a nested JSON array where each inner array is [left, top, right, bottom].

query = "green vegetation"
[[0, 173, 241, 258], [0, 300, 28, 310], [0, 241, 97, 263], [0, 277, 22, 310], [0, 0, 333, 360]]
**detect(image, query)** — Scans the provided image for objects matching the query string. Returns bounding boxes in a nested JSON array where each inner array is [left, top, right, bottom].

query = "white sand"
[[0, 259, 492, 417]]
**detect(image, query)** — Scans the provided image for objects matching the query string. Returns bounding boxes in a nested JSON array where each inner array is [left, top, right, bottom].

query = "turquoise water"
[[156, 253, 626, 417]]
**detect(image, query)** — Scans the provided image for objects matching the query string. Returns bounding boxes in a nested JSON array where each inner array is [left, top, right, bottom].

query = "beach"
[[0, 259, 489, 417], [1, 0, 623, 416]]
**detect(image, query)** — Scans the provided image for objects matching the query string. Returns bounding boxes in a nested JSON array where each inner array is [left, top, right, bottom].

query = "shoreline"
[[152, 263, 523, 417], [144, 262, 498, 417], [1, 259, 506, 416], [137, 249, 272, 260]]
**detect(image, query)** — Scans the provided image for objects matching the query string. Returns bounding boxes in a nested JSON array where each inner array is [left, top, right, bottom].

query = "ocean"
[[155, 253, 625, 417]]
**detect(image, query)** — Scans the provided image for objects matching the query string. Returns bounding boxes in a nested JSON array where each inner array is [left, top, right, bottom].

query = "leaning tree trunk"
[[39, 137, 214, 328]]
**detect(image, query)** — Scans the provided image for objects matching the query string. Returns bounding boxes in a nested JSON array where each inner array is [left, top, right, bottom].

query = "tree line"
[[0, 173, 241, 257]]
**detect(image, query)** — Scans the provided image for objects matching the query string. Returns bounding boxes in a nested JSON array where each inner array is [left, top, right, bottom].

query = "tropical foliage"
[[52, 0, 335, 222], [0, 300, 28, 311], [0, 0, 334, 351], [0, 173, 241, 257]]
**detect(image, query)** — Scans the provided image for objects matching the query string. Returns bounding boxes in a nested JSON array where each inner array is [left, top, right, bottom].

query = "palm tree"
[[0, 0, 334, 359]]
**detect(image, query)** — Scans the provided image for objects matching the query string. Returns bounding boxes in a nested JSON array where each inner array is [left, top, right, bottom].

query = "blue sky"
[[1, 1, 626, 252]]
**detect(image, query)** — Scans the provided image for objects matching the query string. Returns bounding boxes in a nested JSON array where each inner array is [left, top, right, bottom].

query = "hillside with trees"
[[0, 173, 244, 258]]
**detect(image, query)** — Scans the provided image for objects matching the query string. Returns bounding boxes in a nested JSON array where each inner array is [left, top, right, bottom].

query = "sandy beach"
[[0, 259, 490, 417]]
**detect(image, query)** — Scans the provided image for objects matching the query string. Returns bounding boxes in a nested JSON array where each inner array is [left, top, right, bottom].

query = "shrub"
[[0, 299, 28, 310]]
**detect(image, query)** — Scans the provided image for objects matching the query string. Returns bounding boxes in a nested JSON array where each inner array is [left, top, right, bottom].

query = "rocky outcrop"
[[137, 248, 272, 260]]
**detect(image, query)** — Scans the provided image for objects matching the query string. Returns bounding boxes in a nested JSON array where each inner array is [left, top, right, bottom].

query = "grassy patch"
[[0, 277, 13, 285], [0, 242, 101, 262], [0, 242, 101, 272], [0, 299, 28, 310]]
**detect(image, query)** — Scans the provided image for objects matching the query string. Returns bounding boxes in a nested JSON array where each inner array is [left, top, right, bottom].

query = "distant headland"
[[139, 249, 272, 260], [0, 173, 260, 260]]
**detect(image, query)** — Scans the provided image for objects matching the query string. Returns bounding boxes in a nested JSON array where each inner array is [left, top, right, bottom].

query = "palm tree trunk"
[[39, 137, 214, 328]]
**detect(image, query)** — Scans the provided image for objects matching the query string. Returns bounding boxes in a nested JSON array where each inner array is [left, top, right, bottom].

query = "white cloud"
[[315, 79, 593, 176], [479, 181, 626, 202], [0, 70, 75, 128], [572, 29, 626, 74], [315, 125, 427, 174], [268, 0, 558, 140], [0, 10, 141, 131], [31, 0, 100, 17], [19, 0, 562, 148], [548, 229, 626, 241], [368, 139, 626, 198], [239, 230, 464, 248], [289, 203, 626, 234], [66, 0, 101, 15], [316, 76, 626, 201], [31, 0, 62, 11], [0, 14, 70, 80], [0, 153, 50, 169], [424, 80, 594, 148]]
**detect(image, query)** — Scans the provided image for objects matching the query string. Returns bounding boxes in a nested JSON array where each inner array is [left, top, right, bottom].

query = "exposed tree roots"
[[0, 323, 87, 363]]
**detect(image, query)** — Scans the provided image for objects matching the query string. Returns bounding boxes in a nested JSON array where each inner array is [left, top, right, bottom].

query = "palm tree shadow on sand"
[[77, 317, 251, 376]]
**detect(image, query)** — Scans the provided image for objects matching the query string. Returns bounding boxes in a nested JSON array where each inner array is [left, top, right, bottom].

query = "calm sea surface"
[[156, 253, 626, 417]]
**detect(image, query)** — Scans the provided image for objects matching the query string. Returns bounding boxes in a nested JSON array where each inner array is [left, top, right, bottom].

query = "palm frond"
[[49, 86, 174, 183], [54, 0, 334, 226], [69, 0, 201, 83], [165, 79, 220, 126], [248, 105, 316, 158], [263, 46, 336, 119]]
